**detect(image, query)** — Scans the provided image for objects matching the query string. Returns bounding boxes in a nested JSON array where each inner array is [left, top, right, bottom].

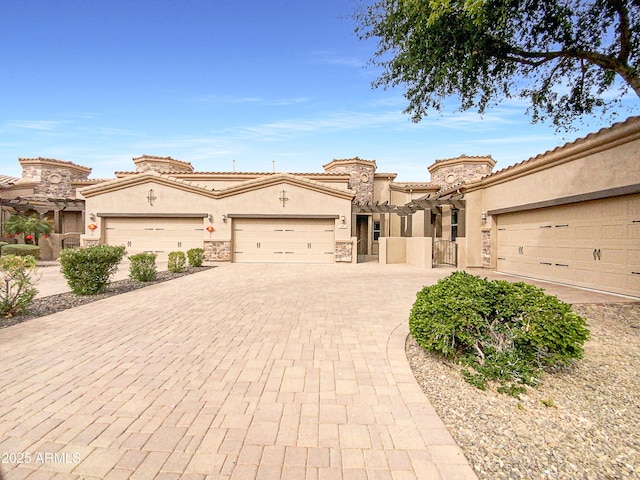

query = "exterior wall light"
[[222, 214, 227, 222], [88, 213, 96, 221], [481, 212, 487, 223], [341, 215, 346, 225], [207, 213, 213, 222]]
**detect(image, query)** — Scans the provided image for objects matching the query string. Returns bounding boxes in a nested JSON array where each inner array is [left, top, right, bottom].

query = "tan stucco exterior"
[[3, 118, 639, 295]]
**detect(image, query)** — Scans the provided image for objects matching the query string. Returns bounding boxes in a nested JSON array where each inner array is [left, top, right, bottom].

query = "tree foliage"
[[3, 214, 52, 245], [355, 0, 640, 128]]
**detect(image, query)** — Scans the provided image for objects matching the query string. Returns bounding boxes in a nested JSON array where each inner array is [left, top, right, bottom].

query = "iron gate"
[[62, 234, 81, 250], [433, 240, 457, 267]]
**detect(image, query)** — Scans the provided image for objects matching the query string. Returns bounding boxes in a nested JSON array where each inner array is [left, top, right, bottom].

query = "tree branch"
[[607, 0, 632, 63]]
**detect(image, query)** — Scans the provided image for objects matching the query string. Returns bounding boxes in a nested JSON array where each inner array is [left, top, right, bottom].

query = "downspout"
[[387, 177, 392, 237]]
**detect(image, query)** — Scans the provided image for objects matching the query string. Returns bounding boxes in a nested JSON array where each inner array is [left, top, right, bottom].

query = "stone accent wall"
[[133, 156, 194, 173], [335, 241, 353, 263], [81, 236, 100, 248], [428, 155, 495, 188], [430, 162, 494, 188], [324, 162, 375, 205], [204, 240, 231, 261], [481, 229, 491, 268], [20, 160, 91, 198]]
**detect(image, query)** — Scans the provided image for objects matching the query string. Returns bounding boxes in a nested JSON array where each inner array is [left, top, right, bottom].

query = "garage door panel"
[[234, 218, 336, 263], [496, 194, 640, 297], [628, 222, 640, 240], [104, 217, 203, 259]]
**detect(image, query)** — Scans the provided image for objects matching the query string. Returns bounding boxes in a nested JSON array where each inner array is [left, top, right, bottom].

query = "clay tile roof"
[[481, 115, 640, 180], [114, 170, 349, 177], [434, 154, 494, 164], [0, 174, 20, 185], [18, 157, 91, 172], [132, 154, 193, 166], [397, 182, 440, 187], [71, 178, 113, 184], [323, 157, 378, 170]]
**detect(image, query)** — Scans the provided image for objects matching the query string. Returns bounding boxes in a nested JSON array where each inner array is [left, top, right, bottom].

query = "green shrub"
[[59, 245, 126, 295], [0, 244, 40, 259], [129, 252, 157, 282], [409, 271, 590, 395], [186, 248, 204, 267], [167, 251, 186, 273], [0, 255, 38, 317]]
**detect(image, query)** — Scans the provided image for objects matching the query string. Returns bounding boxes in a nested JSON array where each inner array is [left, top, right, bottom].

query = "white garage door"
[[233, 218, 335, 263], [496, 194, 640, 297], [104, 217, 204, 259]]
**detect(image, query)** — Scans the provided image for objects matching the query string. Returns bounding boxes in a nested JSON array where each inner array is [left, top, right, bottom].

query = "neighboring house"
[[0, 158, 101, 258], [3, 117, 638, 298]]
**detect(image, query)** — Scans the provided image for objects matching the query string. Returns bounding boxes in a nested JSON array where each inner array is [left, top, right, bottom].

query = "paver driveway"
[[0, 263, 478, 480]]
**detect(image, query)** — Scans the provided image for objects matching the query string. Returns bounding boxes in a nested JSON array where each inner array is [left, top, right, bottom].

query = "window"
[[451, 209, 459, 241], [373, 221, 381, 241]]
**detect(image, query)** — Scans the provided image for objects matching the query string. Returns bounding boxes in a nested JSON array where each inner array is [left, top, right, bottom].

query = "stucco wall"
[[462, 118, 640, 270], [406, 237, 433, 269], [480, 139, 640, 212], [82, 179, 353, 243], [378, 237, 433, 268]]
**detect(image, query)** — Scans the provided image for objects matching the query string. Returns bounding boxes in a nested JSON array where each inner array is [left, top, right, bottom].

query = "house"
[[0, 158, 102, 258], [2, 117, 638, 298]]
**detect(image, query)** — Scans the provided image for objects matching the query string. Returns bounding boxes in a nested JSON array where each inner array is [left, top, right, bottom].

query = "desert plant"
[[167, 251, 186, 273], [129, 252, 158, 282], [2, 214, 52, 245], [186, 248, 204, 267], [0, 254, 38, 317], [0, 244, 40, 259], [59, 245, 126, 295], [409, 271, 590, 395]]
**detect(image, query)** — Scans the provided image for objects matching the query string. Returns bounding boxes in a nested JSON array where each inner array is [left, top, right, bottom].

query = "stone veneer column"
[[335, 241, 353, 262], [481, 229, 491, 268], [204, 240, 231, 262]]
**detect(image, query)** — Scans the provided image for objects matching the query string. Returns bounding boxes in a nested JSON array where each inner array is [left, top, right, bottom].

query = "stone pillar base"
[[204, 240, 231, 262], [335, 240, 353, 263]]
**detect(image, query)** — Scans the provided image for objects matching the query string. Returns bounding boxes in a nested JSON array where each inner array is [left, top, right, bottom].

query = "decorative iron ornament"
[[147, 189, 157, 206], [279, 189, 289, 207]]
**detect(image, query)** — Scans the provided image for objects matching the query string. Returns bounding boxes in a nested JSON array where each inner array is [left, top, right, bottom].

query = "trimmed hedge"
[[187, 248, 204, 267], [0, 244, 40, 259], [129, 252, 158, 282], [168, 251, 186, 273], [60, 245, 126, 295], [409, 271, 590, 395]]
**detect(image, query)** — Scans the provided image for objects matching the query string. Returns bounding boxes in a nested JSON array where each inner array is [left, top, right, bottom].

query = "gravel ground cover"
[[0, 266, 213, 330], [407, 302, 640, 480]]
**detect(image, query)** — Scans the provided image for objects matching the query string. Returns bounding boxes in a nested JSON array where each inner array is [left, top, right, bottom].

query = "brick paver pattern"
[[0, 263, 478, 480]]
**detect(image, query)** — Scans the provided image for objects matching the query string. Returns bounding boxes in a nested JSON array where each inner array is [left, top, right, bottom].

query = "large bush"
[[0, 255, 38, 317], [187, 248, 204, 267], [0, 244, 40, 259], [168, 251, 186, 273], [129, 252, 157, 282], [60, 245, 126, 295], [409, 271, 590, 395]]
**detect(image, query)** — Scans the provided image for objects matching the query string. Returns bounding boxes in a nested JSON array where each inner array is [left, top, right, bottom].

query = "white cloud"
[[309, 51, 365, 68], [3, 120, 69, 131]]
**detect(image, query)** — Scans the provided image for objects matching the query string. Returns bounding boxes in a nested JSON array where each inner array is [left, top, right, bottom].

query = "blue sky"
[[1, 0, 638, 182]]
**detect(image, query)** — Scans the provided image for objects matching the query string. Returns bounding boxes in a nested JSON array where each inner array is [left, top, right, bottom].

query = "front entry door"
[[356, 215, 368, 255]]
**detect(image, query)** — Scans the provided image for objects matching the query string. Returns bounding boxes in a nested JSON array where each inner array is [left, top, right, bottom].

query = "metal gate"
[[433, 240, 457, 267], [62, 233, 81, 250]]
